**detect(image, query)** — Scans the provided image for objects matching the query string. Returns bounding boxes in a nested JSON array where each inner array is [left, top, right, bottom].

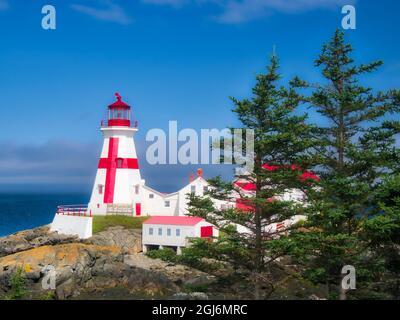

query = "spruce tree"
[[288, 29, 400, 299], [187, 54, 317, 299]]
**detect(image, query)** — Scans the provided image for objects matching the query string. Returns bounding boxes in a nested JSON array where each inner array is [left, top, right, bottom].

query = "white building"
[[142, 216, 219, 255], [51, 93, 319, 239]]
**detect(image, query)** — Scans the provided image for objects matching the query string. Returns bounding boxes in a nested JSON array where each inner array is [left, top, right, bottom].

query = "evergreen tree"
[[362, 174, 400, 298], [187, 54, 317, 299], [287, 29, 400, 299]]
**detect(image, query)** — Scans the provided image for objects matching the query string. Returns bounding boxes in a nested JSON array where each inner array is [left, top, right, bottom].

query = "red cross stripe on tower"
[[98, 138, 139, 203]]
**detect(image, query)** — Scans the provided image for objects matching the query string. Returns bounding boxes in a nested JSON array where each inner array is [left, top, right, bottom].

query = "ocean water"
[[0, 193, 89, 237]]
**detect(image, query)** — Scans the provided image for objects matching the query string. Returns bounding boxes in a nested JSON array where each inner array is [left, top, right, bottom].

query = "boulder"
[[0, 226, 79, 258], [0, 243, 181, 299], [85, 227, 142, 254]]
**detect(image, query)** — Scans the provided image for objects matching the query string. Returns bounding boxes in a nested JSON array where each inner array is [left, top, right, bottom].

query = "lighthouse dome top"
[[108, 93, 130, 110]]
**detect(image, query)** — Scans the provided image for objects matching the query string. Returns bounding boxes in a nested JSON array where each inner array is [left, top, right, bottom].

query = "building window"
[[176, 229, 181, 237], [149, 194, 154, 199], [203, 186, 208, 194], [98, 184, 103, 195], [149, 227, 153, 235], [165, 200, 170, 207], [191, 186, 196, 194], [135, 185, 139, 195], [158, 228, 162, 236], [116, 158, 123, 168], [167, 228, 171, 236]]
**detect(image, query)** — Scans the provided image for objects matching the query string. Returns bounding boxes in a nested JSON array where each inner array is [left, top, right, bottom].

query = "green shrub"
[[146, 248, 178, 262], [39, 291, 56, 300], [7, 267, 27, 300]]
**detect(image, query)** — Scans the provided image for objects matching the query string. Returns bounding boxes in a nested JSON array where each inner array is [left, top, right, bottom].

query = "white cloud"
[[0, 0, 9, 11], [142, 0, 188, 7], [71, 0, 132, 25], [216, 0, 354, 23], [141, 0, 356, 24], [0, 140, 99, 186]]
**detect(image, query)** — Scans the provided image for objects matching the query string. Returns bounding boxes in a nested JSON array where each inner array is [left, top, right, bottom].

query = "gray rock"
[[0, 226, 79, 258], [171, 292, 209, 300], [189, 292, 209, 300], [86, 227, 142, 254]]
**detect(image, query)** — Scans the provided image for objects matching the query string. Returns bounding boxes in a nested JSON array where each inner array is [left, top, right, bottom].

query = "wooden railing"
[[106, 204, 133, 216], [57, 205, 90, 217]]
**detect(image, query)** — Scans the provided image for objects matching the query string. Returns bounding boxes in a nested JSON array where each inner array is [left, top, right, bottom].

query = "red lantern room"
[[107, 93, 131, 127]]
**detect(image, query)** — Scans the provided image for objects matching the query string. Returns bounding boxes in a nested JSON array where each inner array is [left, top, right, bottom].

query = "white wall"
[[88, 168, 107, 215], [141, 186, 179, 216], [142, 224, 194, 247], [50, 214, 93, 239], [177, 176, 210, 215]]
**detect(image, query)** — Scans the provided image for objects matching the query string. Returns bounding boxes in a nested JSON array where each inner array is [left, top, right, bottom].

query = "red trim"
[[98, 157, 139, 169], [135, 203, 141, 216], [108, 119, 131, 127], [103, 138, 119, 204], [126, 158, 139, 169], [108, 93, 130, 110], [235, 198, 255, 212], [201, 226, 213, 237], [108, 104, 130, 110]]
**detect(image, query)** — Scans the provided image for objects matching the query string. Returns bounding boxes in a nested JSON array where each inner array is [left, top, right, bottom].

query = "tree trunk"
[[254, 154, 263, 300], [339, 280, 347, 300]]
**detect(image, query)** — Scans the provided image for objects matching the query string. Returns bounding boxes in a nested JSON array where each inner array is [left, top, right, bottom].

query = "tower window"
[[98, 184, 103, 195], [149, 194, 154, 199], [191, 186, 196, 194], [165, 200, 170, 207], [135, 185, 139, 195], [116, 158, 123, 168]]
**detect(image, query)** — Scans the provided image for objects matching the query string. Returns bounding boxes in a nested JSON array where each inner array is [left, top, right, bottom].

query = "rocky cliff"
[[0, 226, 214, 300]]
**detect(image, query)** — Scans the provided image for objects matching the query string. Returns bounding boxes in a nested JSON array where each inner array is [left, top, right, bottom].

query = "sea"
[[0, 193, 89, 237]]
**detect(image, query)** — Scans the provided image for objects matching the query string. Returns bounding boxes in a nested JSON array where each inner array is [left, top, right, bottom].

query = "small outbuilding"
[[142, 216, 218, 255]]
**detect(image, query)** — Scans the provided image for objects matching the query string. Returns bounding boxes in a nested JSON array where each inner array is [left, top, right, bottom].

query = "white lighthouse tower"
[[88, 93, 144, 216]]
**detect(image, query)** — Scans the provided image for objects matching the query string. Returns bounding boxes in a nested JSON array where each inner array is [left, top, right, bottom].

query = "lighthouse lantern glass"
[[110, 108, 130, 120]]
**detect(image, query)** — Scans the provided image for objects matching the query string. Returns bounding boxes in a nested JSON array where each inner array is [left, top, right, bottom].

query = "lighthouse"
[[88, 93, 144, 216], [51, 93, 215, 238]]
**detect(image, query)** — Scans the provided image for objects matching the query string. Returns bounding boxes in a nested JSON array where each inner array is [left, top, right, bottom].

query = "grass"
[[92, 215, 148, 234]]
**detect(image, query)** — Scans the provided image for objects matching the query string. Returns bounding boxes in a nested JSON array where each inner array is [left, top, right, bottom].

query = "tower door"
[[135, 203, 141, 216]]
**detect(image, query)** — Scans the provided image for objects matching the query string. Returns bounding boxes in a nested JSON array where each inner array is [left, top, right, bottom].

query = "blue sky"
[[0, 0, 399, 193]]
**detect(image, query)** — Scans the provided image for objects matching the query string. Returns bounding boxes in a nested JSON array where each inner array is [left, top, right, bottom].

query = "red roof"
[[262, 163, 320, 181], [108, 93, 130, 110], [235, 182, 256, 191], [143, 216, 204, 226], [234, 164, 320, 193]]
